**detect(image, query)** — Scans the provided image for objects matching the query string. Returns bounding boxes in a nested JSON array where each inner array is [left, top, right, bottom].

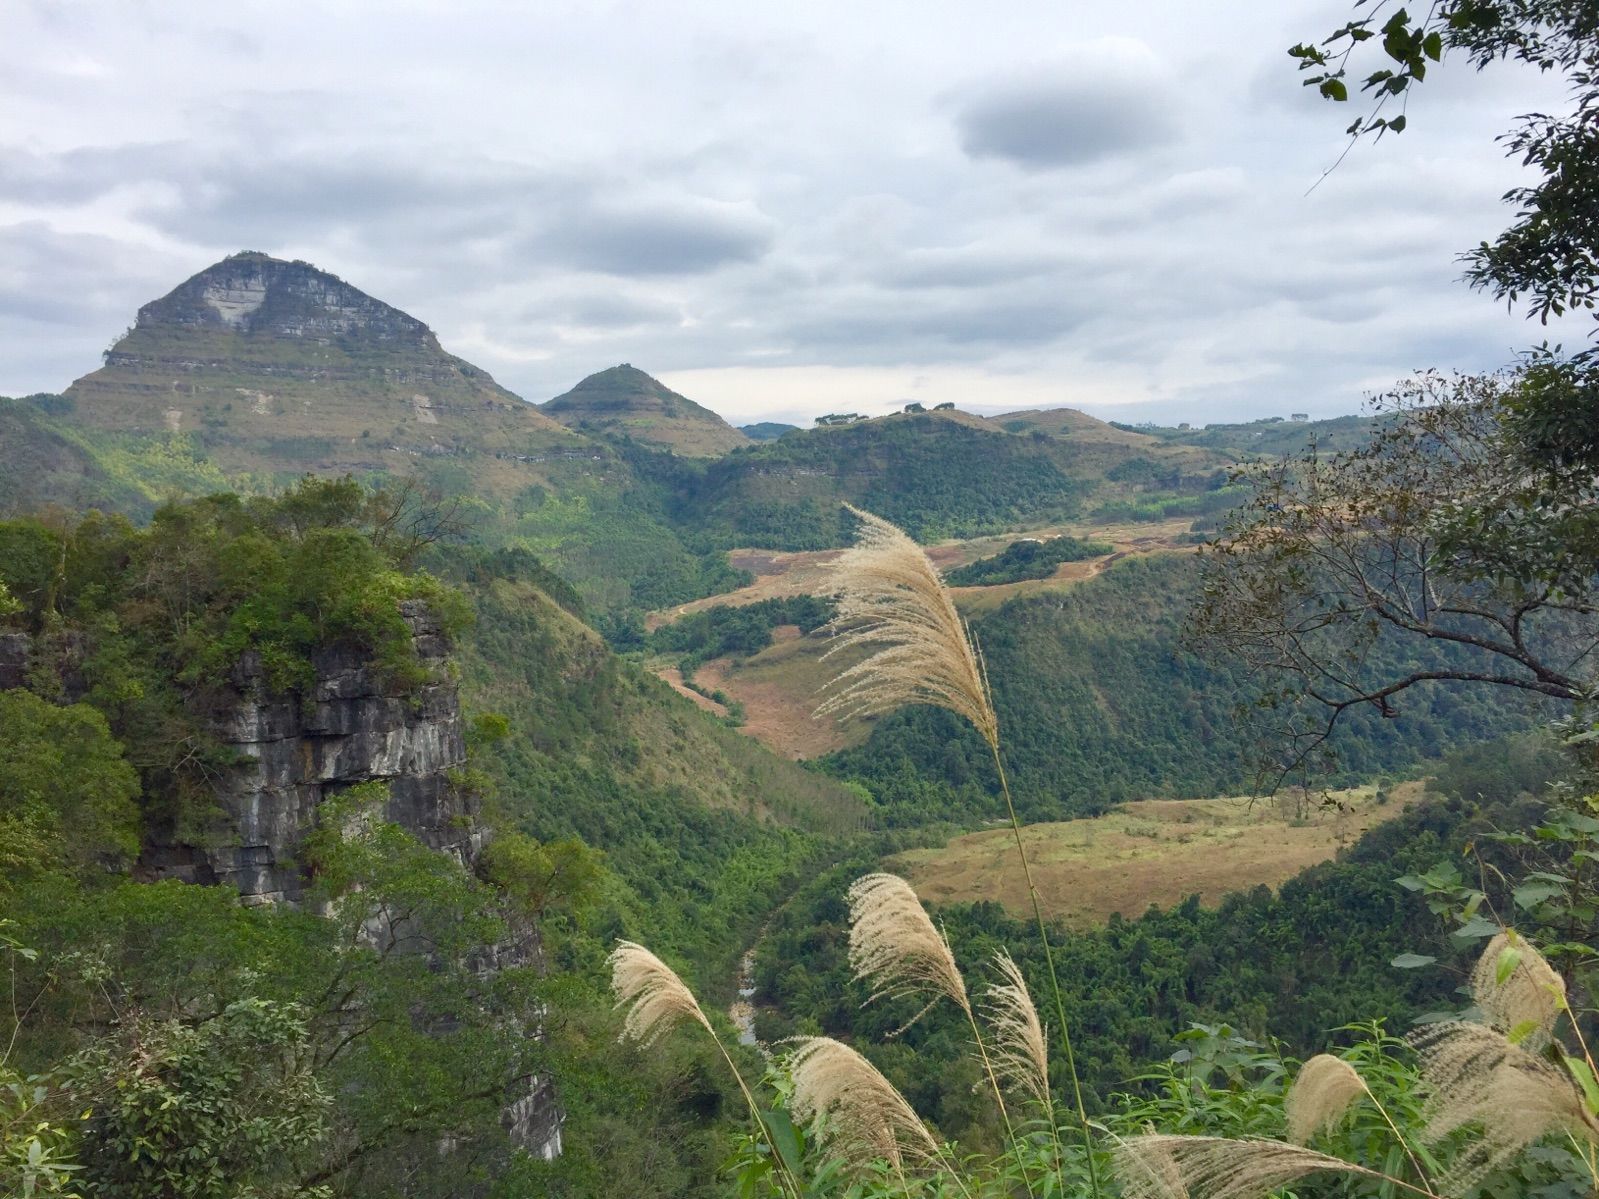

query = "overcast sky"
[[0, 0, 1584, 426]]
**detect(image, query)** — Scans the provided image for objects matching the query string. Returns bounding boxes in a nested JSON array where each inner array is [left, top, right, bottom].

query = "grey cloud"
[[782, 288, 1092, 362], [533, 200, 775, 276], [956, 72, 1177, 169], [878, 246, 1073, 289]]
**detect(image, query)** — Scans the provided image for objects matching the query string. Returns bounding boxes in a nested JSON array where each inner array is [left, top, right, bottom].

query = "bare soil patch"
[[695, 634, 874, 759], [653, 665, 728, 716]]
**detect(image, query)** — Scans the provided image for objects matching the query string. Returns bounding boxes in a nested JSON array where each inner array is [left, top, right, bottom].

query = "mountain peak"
[[542, 365, 751, 457], [130, 251, 436, 349], [61, 252, 578, 487]]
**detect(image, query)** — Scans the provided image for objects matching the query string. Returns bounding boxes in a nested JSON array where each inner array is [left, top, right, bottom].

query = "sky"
[[0, 0, 1586, 427]]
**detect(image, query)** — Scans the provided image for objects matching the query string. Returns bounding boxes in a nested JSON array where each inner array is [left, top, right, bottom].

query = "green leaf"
[[1423, 30, 1443, 60], [1564, 1054, 1599, 1115], [1495, 944, 1523, 984], [1514, 880, 1565, 909], [1320, 78, 1349, 101], [1387, 114, 1407, 133], [1452, 913, 1500, 941], [1391, 953, 1437, 968], [1507, 1019, 1542, 1045]]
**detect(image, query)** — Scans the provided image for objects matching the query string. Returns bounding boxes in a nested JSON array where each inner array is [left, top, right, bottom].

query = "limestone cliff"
[[144, 600, 474, 904], [137, 599, 564, 1160]]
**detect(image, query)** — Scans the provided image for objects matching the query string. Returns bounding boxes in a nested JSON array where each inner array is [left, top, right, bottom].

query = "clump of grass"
[[1409, 1018, 1594, 1193], [1284, 1054, 1367, 1144], [847, 872, 969, 1030], [982, 949, 1051, 1110], [816, 504, 995, 745], [785, 1036, 941, 1180], [609, 940, 713, 1046], [1470, 930, 1565, 1049], [1114, 1134, 1385, 1199]]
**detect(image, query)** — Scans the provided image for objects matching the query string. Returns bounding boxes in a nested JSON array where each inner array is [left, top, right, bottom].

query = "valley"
[[0, 247, 1578, 1199]]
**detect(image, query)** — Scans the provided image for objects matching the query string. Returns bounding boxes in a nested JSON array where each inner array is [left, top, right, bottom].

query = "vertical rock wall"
[[141, 600, 564, 1161]]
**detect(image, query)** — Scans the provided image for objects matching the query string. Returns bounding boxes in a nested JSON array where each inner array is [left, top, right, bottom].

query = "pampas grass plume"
[[1114, 1134, 1382, 1199], [1408, 1019, 1593, 1192], [816, 505, 998, 749], [608, 940, 712, 1046], [847, 872, 970, 1030], [983, 949, 1051, 1107], [1470, 930, 1565, 1047], [1284, 1054, 1368, 1144], [787, 1036, 939, 1173]]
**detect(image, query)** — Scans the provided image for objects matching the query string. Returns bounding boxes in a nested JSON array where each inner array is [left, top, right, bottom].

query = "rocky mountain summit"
[[62, 251, 578, 488], [542, 363, 751, 456]]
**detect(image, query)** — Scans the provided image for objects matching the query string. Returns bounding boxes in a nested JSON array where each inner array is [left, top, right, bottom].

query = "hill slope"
[[543, 364, 751, 456]]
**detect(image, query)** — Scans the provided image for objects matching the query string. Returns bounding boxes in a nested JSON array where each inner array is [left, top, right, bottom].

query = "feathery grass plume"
[[1408, 1019, 1594, 1192], [1114, 1134, 1384, 1199], [786, 1036, 939, 1175], [1470, 929, 1565, 1048], [608, 940, 712, 1047], [846, 872, 970, 1031], [1284, 1054, 1368, 1144], [815, 505, 997, 749], [982, 949, 1050, 1107]]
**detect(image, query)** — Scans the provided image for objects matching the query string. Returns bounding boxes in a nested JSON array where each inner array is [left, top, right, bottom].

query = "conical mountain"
[[542, 364, 751, 456], [63, 251, 580, 489]]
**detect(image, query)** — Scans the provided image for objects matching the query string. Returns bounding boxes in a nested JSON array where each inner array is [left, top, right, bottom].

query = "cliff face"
[[145, 600, 475, 904], [138, 600, 564, 1161]]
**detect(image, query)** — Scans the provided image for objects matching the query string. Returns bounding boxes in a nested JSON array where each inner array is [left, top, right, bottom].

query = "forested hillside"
[[822, 554, 1540, 823]]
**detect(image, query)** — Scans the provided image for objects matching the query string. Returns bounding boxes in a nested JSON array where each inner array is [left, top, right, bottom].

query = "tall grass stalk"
[[818, 506, 1101, 1199], [609, 941, 805, 1199]]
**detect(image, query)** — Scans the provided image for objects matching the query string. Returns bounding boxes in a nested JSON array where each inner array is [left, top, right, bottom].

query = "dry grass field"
[[887, 782, 1426, 928]]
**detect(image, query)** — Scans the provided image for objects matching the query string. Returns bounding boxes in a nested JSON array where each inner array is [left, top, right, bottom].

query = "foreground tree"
[[1191, 368, 1599, 780], [1194, 2, 1599, 777]]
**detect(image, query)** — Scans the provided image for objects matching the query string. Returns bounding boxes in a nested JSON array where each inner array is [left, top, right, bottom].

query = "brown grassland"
[[887, 782, 1426, 928]]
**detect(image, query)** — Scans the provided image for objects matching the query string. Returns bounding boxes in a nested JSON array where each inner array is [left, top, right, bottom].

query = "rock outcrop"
[[138, 599, 565, 1161], [144, 600, 474, 903]]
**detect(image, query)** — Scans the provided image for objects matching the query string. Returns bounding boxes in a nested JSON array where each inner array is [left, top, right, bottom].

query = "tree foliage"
[[1293, 0, 1599, 331], [1191, 372, 1596, 781]]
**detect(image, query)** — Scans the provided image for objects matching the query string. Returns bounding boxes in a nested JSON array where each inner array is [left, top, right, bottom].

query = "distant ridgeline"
[[0, 250, 1302, 623]]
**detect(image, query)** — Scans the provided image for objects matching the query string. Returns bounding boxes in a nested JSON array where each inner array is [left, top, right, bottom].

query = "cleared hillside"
[[889, 782, 1425, 926]]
